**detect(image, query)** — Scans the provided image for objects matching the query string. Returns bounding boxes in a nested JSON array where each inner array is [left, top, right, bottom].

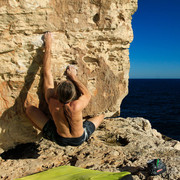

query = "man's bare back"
[[48, 98, 84, 138]]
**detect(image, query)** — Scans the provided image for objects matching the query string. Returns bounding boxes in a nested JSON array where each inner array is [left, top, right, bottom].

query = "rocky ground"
[[0, 117, 179, 180]]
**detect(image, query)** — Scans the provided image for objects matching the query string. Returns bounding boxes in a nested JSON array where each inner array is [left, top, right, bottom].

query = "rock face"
[[0, 0, 137, 152], [0, 117, 179, 180]]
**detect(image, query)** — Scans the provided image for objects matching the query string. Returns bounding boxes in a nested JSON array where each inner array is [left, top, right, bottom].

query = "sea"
[[120, 79, 180, 141]]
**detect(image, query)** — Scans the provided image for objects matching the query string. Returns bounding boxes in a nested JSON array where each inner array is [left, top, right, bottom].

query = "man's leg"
[[25, 105, 49, 131], [87, 114, 104, 129]]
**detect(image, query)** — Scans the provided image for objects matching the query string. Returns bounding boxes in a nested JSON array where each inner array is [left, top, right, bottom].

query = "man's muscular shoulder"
[[68, 100, 83, 113], [48, 98, 61, 112], [49, 98, 58, 105]]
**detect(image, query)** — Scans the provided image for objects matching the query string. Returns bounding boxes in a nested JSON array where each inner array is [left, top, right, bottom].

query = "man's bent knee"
[[25, 105, 37, 115]]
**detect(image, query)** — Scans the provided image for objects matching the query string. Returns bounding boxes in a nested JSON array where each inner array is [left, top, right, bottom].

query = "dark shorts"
[[42, 120, 95, 146]]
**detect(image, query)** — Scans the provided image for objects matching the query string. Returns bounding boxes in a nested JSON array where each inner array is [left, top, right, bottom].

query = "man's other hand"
[[67, 65, 77, 79]]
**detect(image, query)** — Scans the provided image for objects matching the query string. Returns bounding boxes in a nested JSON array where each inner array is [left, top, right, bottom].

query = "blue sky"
[[130, 0, 180, 79]]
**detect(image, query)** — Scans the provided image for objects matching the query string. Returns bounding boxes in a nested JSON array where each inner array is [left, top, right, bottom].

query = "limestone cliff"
[[0, 0, 137, 153]]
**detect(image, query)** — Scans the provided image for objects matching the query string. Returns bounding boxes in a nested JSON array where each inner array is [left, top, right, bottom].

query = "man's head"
[[56, 80, 77, 104]]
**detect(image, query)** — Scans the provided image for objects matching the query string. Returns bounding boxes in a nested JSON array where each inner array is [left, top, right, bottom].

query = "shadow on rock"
[[0, 48, 45, 154], [0, 143, 40, 160]]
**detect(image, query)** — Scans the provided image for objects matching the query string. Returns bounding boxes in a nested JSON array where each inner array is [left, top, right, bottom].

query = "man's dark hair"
[[56, 80, 77, 104]]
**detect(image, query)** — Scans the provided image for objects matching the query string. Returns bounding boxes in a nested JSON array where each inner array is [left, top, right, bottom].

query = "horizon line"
[[129, 78, 180, 79]]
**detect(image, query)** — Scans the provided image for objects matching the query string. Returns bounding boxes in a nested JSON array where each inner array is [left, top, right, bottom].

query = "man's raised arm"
[[67, 66, 91, 109], [43, 32, 54, 103]]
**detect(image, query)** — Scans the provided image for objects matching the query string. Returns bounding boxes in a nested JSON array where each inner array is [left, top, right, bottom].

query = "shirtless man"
[[25, 32, 104, 146]]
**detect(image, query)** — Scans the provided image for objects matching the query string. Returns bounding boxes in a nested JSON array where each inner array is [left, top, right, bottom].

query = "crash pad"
[[17, 165, 132, 180]]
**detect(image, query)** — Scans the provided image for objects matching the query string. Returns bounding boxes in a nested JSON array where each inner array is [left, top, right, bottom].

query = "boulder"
[[0, 0, 137, 152], [0, 117, 179, 180]]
